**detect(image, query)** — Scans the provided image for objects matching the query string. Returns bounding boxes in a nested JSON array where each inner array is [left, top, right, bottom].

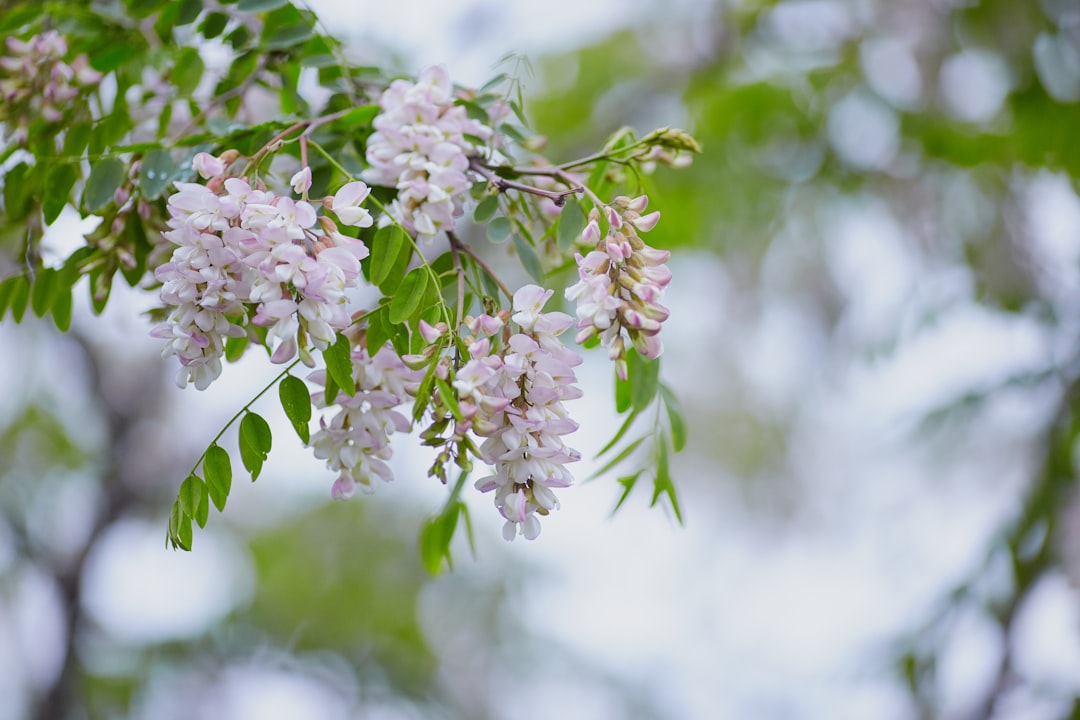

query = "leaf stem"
[[469, 157, 582, 207], [450, 233, 513, 302], [186, 359, 301, 478]]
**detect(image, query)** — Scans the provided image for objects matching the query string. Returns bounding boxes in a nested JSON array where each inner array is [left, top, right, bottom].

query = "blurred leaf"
[[513, 234, 545, 282], [138, 149, 177, 200], [660, 383, 687, 452], [474, 194, 498, 223], [84, 158, 126, 213], [43, 164, 78, 225], [557, 196, 585, 250], [486, 216, 511, 242]]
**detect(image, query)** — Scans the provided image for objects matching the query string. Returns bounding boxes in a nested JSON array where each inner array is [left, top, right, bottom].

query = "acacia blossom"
[[455, 285, 583, 540], [565, 195, 672, 377], [363, 64, 502, 247], [0, 31, 101, 144], [152, 155, 372, 389], [310, 343, 422, 497]]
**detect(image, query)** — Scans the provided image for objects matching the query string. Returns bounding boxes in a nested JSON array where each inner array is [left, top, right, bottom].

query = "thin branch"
[[469, 158, 582, 207], [448, 232, 466, 329], [450, 233, 513, 302]]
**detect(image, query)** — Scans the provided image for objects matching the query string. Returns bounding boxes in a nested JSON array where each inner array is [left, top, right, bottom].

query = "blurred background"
[[3, 0, 1080, 718]]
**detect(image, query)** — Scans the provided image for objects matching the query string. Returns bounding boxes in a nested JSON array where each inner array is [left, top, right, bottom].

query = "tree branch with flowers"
[[0, 0, 700, 571]]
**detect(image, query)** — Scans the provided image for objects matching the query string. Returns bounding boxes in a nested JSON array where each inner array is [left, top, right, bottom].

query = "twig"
[[448, 232, 466, 328], [469, 158, 582, 207], [450, 233, 513, 301]]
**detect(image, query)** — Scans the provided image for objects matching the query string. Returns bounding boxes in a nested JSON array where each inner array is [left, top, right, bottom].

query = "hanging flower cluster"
[[152, 153, 373, 389], [565, 195, 672, 377], [0, 31, 101, 144], [363, 64, 501, 247], [452, 285, 583, 540], [310, 343, 422, 498]]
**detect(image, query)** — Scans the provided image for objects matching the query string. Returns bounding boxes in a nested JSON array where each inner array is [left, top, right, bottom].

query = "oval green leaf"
[[388, 267, 429, 324]]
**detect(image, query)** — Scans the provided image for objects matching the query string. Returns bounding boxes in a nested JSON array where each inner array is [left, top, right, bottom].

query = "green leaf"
[[176, 0, 203, 25], [90, 43, 139, 73], [264, 22, 314, 49], [365, 306, 391, 356], [84, 158, 126, 213], [474, 195, 498, 223], [0, 276, 21, 320], [43, 164, 78, 225], [629, 351, 660, 413], [168, 502, 193, 550], [279, 375, 312, 444], [615, 360, 633, 414], [388, 267, 429, 324], [369, 225, 408, 287], [139, 149, 177, 200], [172, 47, 205, 97], [435, 378, 461, 418], [596, 409, 639, 458], [612, 471, 643, 515], [4, 164, 32, 221], [179, 475, 206, 519], [557, 197, 586, 250], [660, 383, 687, 452], [31, 268, 58, 318], [513, 235, 545, 283], [651, 432, 683, 523], [323, 332, 356, 398], [239, 411, 272, 481], [2, 276, 30, 322], [589, 435, 646, 480], [237, 0, 288, 9], [199, 11, 229, 38], [204, 444, 232, 512], [51, 285, 73, 332], [419, 502, 462, 574], [62, 123, 92, 158], [224, 334, 248, 362], [486, 216, 511, 242], [327, 105, 379, 128]]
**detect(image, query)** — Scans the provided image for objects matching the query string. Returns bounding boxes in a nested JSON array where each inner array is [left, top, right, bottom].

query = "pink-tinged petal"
[[581, 219, 601, 246], [332, 181, 371, 210], [418, 319, 446, 344], [192, 152, 225, 179], [605, 206, 622, 230], [627, 195, 649, 213], [331, 475, 356, 499], [290, 167, 312, 194], [270, 337, 297, 363], [631, 210, 660, 232]]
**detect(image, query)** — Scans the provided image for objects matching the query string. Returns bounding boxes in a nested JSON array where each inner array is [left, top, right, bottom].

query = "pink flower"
[[192, 152, 225, 179], [290, 166, 312, 195], [331, 181, 373, 227]]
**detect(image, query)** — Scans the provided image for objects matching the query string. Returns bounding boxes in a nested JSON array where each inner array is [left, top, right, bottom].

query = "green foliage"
[[239, 411, 273, 481], [279, 374, 311, 443]]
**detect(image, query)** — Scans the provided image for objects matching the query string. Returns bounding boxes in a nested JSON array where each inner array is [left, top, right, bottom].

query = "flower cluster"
[[310, 343, 422, 497], [451, 285, 583, 540], [152, 153, 373, 390], [364, 64, 500, 247], [0, 32, 101, 144], [565, 195, 672, 376]]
